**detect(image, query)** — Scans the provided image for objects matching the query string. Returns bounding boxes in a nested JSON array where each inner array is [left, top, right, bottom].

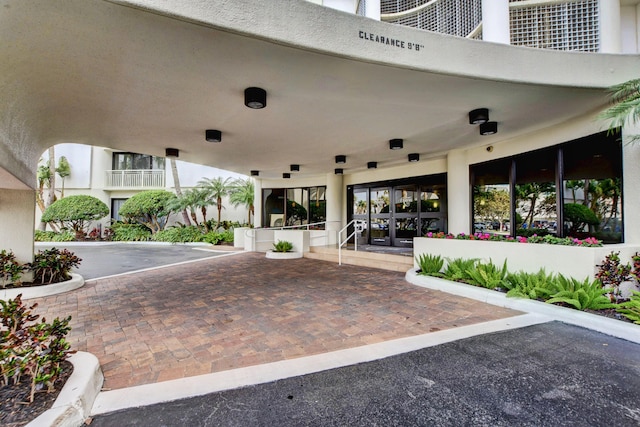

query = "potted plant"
[[266, 240, 302, 259]]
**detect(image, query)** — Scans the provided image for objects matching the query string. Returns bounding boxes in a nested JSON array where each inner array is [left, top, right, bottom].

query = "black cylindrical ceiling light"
[[244, 87, 267, 109], [389, 139, 403, 150], [283, 173, 291, 179], [334, 168, 343, 175], [469, 108, 489, 125], [367, 161, 377, 169], [250, 170, 259, 176], [290, 164, 300, 172], [408, 153, 419, 162], [205, 129, 222, 143], [165, 148, 179, 159], [335, 155, 346, 164], [479, 121, 498, 135]]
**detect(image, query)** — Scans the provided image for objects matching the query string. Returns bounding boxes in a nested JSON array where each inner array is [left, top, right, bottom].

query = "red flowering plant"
[[424, 232, 602, 247]]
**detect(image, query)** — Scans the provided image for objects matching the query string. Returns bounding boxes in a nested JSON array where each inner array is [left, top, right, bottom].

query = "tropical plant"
[[198, 177, 231, 230], [503, 269, 556, 300], [40, 195, 109, 239], [33, 230, 75, 242], [229, 178, 255, 226], [616, 291, 640, 324], [442, 257, 478, 283], [563, 203, 600, 235], [29, 248, 82, 285], [466, 259, 509, 290], [595, 251, 631, 302], [109, 222, 151, 241], [273, 240, 293, 252], [0, 294, 74, 403], [118, 190, 176, 234], [1, 250, 26, 288], [153, 226, 204, 243], [599, 78, 640, 144], [168, 157, 191, 226], [546, 275, 615, 311], [415, 253, 444, 276], [56, 155, 71, 198]]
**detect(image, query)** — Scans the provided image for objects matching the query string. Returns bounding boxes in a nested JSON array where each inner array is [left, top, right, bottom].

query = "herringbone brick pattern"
[[33, 252, 520, 390]]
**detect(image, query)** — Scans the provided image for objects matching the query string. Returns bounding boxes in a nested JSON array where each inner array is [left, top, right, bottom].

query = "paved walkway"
[[33, 251, 520, 390]]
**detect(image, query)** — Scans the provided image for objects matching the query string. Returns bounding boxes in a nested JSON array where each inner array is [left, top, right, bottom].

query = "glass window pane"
[[395, 186, 417, 213], [263, 189, 284, 227], [286, 188, 307, 226], [309, 186, 326, 228], [370, 188, 390, 214], [370, 218, 389, 241], [353, 189, 368, 215]]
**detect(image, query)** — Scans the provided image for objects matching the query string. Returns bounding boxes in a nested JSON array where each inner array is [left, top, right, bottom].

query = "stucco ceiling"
[[1, 0, 638, 181]]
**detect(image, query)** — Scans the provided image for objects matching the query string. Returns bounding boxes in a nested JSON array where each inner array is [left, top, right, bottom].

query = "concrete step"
[[305, 246, 414, 272]]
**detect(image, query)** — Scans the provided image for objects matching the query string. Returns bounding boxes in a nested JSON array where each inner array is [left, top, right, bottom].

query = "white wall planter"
[[234, 227, 249, 248], [266, 251, 303, 259], [414, 237, 640, 280], [273, 230, 310, 253]]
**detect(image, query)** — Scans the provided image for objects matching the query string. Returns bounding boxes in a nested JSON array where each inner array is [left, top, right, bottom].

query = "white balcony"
[[105, 169, 165, 188]]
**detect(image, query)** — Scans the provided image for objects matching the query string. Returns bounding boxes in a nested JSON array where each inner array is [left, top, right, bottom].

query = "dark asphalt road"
[[37, 243, 230, 279], [90, 322, 640, 426]]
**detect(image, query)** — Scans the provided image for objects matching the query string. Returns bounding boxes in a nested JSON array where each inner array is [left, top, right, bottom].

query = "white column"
[[325, 172, 343, 244], [482, 0, 510, 44], [599, 0, 621, 53], [0, 189, 36, 265], [365, 0, 380, 21], [446, 149, 470, 235], [622, 123, 640, 244], [252, 177, 262, 228]]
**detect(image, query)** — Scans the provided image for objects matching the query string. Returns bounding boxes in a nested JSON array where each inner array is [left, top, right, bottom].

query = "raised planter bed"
[[265, 251, 303, 260]]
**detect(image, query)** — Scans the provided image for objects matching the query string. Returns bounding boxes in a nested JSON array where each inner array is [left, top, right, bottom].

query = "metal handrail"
[[338, 219, 365, 266], [243, 221, 340, 248]]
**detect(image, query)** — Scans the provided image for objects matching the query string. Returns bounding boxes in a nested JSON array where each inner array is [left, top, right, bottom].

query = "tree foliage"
[[118, 190, 176, 234], [41, 195, 108, 235], [229, 178, 254, 225], [563, 203, 599, 235], [198, 177, 231, 229], [600, 78, 640, 143]]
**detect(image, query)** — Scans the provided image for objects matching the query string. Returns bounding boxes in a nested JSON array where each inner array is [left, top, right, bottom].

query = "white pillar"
[[599, 0, 621, 53], [446, 149, 470, 235], [253, 177, 262, 228], [325, 173, 343, 237], [0, 189, 36, 264], [365, 0, 380, 21], [482, 0, 510, 44], [622, 123, 640, 244]]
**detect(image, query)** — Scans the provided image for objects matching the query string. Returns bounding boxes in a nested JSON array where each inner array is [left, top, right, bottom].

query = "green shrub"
[[563, 203, 600, 235], [442, 257, 478, 283], [41, 195, 109, 238], [273, 240, 293, 252], [503, 269, 556, 300], [218, 229, 234, 243], [29, 248, 82, 285], [415, 253, 444, 276], [546, 275, 615, 311], [34, 230, 57, 242], [595, 251, 631, 302], [109, 222, 151, 241], [0, 294, 74, 402], [466, 259, 508, 290], [153, 226, 204, 243], [118, 190, 177, 234], [617, 291, 640, 324], [1, 249, 26, 288]]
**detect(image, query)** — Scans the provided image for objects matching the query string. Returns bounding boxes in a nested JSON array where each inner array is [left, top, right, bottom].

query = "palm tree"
[[56, 156, 71, 198], [197, 177, 231, 229], [600, 78, 640, 143], [229, 178, 255, 225], [168, 157, 191, 226]]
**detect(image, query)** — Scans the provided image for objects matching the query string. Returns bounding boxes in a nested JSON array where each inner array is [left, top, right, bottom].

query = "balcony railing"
[[105, 169, 165, 188]]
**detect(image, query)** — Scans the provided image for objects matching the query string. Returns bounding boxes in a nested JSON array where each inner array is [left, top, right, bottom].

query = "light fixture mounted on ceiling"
[[251, 170, 259, 176], [335, 155, 346, 164], [389, 139, 403, 150], [283, 173, 291, 179], [480, 121, 498, 136], [335, 168, 343, 175], [408, 153, 419, 162], [290, 164, 300, 172], [244, 87, 267, 109], [469, 108, 489, 125], [205, 129, 222, 143], [367, 161, 377, 169], [165, 148, 179, 159]]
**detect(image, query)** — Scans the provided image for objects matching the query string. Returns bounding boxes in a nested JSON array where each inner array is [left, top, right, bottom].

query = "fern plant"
[[504, 269, 556, 300], [415, 253, 444, 276], [616, 291, 640, 324], [273, 240, 294, 253], [442, 257, 478, 283], [546, 275, 616, 311], [466, 259, 508, 290]]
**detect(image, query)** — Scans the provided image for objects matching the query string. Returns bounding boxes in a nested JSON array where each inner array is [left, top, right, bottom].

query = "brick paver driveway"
[[33, 252, 520, 390]]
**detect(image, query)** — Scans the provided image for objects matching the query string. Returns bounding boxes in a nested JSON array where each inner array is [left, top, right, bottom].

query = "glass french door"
[[370, 187, 391, 246]]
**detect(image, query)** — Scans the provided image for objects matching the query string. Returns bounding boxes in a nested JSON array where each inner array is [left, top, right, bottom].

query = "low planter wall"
[[414, 238, 640, 280], [274, 230, 309, 253]]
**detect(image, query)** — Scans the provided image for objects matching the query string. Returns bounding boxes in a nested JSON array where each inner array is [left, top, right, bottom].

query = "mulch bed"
[[0, 361, 73, 427]]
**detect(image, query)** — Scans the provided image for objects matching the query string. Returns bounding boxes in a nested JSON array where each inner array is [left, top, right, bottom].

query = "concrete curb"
[[405, 269, 640, 344], [25, 352, 104, 427], [1, 274, 85, 301]]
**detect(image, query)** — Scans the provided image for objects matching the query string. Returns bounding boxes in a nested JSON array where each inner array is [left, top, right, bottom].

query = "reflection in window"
[[370, 218, 390, 241], [262, 186, 326, 229], [353, 189, 368, 215], [471, 158, 511, 235], [371, 188, 390, 214], [395, 186, 417, 213], [112, 152, 165, 170], [309, 186, 326, 226], [421, 189, 440, 213], [515, 147, 556, 236]]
